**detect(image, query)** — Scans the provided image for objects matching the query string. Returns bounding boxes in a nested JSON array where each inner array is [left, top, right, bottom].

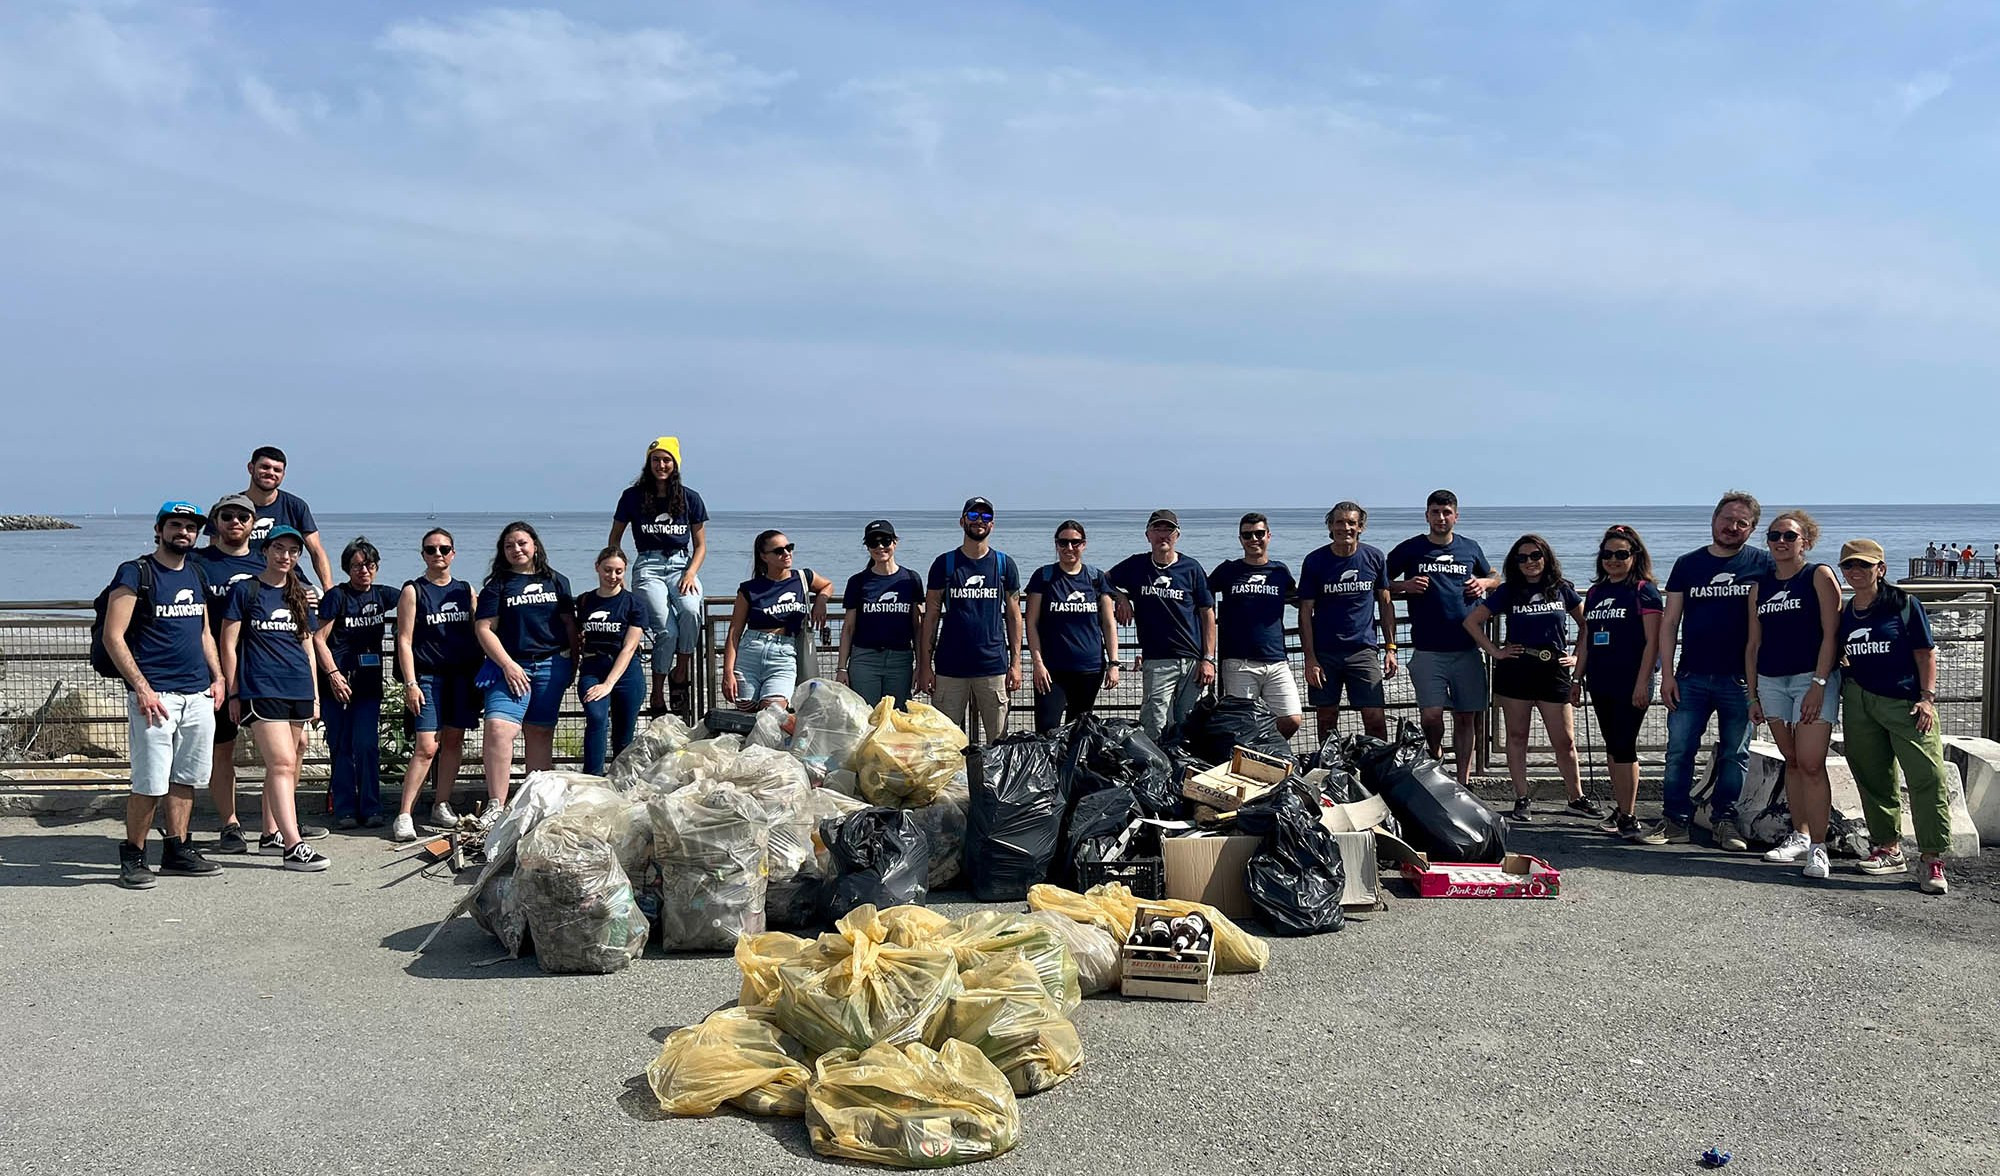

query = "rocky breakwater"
[[0, 515, 79, 531]]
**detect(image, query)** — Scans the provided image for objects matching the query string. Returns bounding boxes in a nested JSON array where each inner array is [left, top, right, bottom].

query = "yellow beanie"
[[647, 436, 682, 467]]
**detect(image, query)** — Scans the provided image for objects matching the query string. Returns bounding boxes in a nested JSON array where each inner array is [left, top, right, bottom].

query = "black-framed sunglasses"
[[764, 543, 796, 556], [1240, 530, 1268, 540], [865, 536, 895, 549], [1839, 559, 1876, 572], [1512, 550, 1547, 564], [1055, 537, 1085, 548], [1767, 530, 1801, 543], [1598, 548, 1633, 561], [215, 512, 253, 526], [423, 544, 453, 556], [963, 512, 993, 524]]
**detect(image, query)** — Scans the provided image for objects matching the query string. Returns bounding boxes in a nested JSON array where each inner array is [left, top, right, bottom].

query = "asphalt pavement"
[[1, 810, 1995, 1176]]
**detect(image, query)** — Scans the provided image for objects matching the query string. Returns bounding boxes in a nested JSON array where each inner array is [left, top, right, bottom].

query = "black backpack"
[[89, 557, 208, 680]]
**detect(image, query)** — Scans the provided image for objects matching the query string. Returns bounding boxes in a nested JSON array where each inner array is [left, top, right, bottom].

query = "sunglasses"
[[1767, 530, 1801, 543], [1512, 550, 1547, 563], [1055, 537, 1085, 548], [215, 512, 252, 525], [963, 512, 993, 523], [1598, 549, 1634, 561], [764, 543, 796, 556], [865, 537, 895, 549], [423, 544, 453, 556], [1840, 559, 1877, 572], [1240, 530, 1268, 540]]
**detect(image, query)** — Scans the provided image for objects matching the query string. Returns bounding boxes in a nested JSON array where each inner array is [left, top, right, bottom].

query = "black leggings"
[[1588, 690, 1647, 764], [1034, 669, 1105, 734]]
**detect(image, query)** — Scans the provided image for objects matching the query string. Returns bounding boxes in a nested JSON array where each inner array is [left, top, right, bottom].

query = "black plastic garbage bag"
[[1061, 715, 1181, 817], [966, 733, 1066, 901], [1168, 694, 1295, 767], [1370, 725, 1504, 862], [822, 807, 930, 918], [1233, 782, 1346, 935], [1063, 786, 1143, 883]]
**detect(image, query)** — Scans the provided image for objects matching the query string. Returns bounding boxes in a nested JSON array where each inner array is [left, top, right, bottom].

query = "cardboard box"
[[1160, 834, 1260, 918], [1328, 829, 1382, 909], [1181, 746, 1292, 812], [1400, 853, 1561, 898], [1119, 901, 1216, 1002]]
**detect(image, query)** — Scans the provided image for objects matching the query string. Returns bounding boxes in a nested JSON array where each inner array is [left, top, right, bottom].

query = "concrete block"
[[1942, 736, 2000, 847]]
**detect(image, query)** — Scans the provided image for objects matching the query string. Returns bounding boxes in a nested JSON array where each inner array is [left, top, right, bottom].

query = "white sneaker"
[[475, 804, 503, 830], [1802, 844, 1830, 879], [391, 813, 418, 843], [1764, 831, 1810, 863], [429, 802, 460, 827]]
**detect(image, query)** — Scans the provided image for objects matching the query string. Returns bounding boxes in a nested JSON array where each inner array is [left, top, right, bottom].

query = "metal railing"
[[1907, 557, 1997, 580]]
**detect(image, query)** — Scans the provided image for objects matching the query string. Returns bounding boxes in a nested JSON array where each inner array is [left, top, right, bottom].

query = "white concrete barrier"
[[1942, 736, 2000, 847]]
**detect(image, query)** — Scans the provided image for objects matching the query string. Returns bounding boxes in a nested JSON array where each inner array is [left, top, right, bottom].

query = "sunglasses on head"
[[423, 544, 453, 555], [865, 536, 895, 549], [1513, 550, 1547, 563], [1767, 530, 1801, 543], [1598, 548, 1633, 561], [1056, 537, 1085, 548], [764, 543, 796, 556], [1240, 530, 1268, 540], [963, 512, 993, 523]]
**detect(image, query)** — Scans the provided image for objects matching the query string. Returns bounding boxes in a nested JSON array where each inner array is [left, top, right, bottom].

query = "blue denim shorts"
[[1756, 670, 1841, 726], [477, 654, 575, 727], [734, 629, 798, 703], [413, 668, 482, 732]]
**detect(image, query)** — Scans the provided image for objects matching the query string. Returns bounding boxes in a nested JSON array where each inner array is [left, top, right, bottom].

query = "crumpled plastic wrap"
[[939, 951, 1083, 1095], [1026, 881, 1269, 974], [610, 713, 692, 790], [648, 782, 771, 951], [855, 700, 967, 808], [935, 911, 1080, 1015], [514, 820, 648, 974], [534, 783, 652, 878], [748, 706, 791, 750], [736, 930, 820, 1009], [806, 1040, 1020, 1168], [646, 1007, 812, 1117], [773, 905, 962, 1058], [789, 678, 874, 783], [645, 734, 744, 792], [1022, 911, 1120, 998]]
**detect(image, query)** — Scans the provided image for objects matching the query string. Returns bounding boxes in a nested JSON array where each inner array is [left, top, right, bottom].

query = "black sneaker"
[[158, 836, 221, 877], [1566, 797, 1606, 819], [257, 832, 285, 855], [336, 816, 360, 831], [211, 822, 249, 854], [281, 841, 330, 872], [118, 842, 157, 890], [1509, 797, 1534, 822], [298, 823, 331, 840]]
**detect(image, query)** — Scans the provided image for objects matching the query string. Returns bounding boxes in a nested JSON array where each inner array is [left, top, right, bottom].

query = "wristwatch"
[[1810, 675, 1827, 687], [1200, 655, 1217, 664], [1919, 689, 1937, 702]]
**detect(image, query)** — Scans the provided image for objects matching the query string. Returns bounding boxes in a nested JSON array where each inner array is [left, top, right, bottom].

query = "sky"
[[4, 1, 1999, 513]]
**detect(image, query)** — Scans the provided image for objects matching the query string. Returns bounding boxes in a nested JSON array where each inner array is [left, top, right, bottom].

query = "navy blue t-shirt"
[[406, 578, 479, 672], [843, 567, 924, 652], [1754, 564, 1831, 677], [477, 570, 576, 661], [1581, 578, 1663, 693], [191, 546, 264, 638], [224, 579, 314, 701], [1108, 553, 1214, 662], [576, 589, 651, 678], [113, 556, 213, 694], [1387, 535, 1493, 653], [928, 549, 1022, 678], [212, 489, 317, 547], [1027, 564, 1114, 674], [1208, 559, 1295, 663], [1297, 544, 1389, 655], [1479, 579, 1582, 649], [740, 571, 817, 636], [1666, 546, 1775, 677], [1839, 591, 1935, 701], [317, 583, 400, 698], [613, 485, 709, 557]]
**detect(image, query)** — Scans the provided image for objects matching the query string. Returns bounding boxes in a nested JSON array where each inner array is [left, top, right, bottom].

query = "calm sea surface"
[[5, 505, 1998, 603]]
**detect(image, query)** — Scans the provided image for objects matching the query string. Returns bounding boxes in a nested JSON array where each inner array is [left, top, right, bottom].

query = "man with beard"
[[1643, 490, 1775, 848], [916, 497, 1023, 743], [1388, 490, 1499, 785], [222, 445, 333, 589], [100, 502, 226, 888], [1109, 509, 1217, 739]]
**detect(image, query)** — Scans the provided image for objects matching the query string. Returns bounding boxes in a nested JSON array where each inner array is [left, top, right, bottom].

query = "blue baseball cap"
[[155, 500, 207, 527], [260, 524, 305, 551]]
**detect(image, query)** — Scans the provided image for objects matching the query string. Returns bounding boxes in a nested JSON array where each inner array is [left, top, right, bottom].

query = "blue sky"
[[4, 1, 1998, 512]]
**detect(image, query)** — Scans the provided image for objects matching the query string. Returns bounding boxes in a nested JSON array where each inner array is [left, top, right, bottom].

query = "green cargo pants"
[[1840, 683, 1954, 856]]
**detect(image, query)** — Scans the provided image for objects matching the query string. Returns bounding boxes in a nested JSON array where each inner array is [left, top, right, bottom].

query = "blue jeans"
[[634, 549, 703, 666], [847, 647, 914, 707], [323, 692, 382, 822], [1140, 657, 1205, 740], [733, 629, 798, 704], [1662, 672, 1752, 825], [580, 660, 645, 775]]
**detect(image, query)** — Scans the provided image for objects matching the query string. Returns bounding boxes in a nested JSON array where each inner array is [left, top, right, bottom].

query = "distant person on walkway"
[[1643, 490, 1774, 849], [1570, 525, 1662, 841], [222, 445, 333, 589], [220, 525, 328, 872], [391, 528, 479, 842], [1961, 544, 1975, 574], [1297, 502, 1397, 743], [1110, 509, 1217, 740], [917, 498, 1023, 742], [1388, 489, 1499, 785], [1745, 511, 1842, 879], [191, 493, 273, 855], [575, 546, 651, 774], [1465, 535, 1592, 822], [1025, 520, 1120, 733], [474, 522, 577, 814], [313, 537, 398, 830], [1209, 513, 1302, 738], [608, 436, 707, 720], [725, 530, 831, 711], [102, 501, 225, 889], [1925, 542, 1938, 576], [837, 520, 925, 707], [1992, 542, 1998, 573], [1838, 539, 1953, 895]]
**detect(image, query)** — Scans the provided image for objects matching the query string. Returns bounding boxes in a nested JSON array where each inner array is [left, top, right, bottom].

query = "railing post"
[[1984, 590, 1999, 742]]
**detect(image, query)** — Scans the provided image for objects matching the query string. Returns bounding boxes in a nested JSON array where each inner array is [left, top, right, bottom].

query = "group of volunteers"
[[104, 438, 1958, 899]]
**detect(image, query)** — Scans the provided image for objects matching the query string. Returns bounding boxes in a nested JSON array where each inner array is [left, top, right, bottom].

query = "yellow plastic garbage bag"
[[646, 1008, 812, 1118], [878, 904, 953, 945], [1027, 882, 1270, 974], [735, 930, 817, 1009], [936, 910, 1080, 1015], [806, 1040, 1021, 1168], [938, 952, 1083, 1095], [774, 905, 963, 1057], [855, 700, 968, 808]]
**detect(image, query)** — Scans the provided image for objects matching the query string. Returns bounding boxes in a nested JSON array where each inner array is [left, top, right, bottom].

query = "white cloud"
[[1898, 69, 1951, 116]]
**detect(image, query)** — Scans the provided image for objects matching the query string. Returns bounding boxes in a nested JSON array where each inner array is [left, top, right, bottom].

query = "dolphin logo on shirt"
[[172, 588, 196, 604]]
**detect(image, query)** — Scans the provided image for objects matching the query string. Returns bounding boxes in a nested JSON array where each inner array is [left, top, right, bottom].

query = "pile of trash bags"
[[1335, 722, 1506, 863]]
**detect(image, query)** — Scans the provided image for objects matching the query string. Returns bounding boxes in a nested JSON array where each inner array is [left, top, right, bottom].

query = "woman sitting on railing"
[[724, 530, 831, 711]]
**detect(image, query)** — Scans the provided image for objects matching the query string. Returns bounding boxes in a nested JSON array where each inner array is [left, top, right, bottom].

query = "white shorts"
[[127, 691, 216, 798], [1220, 658, 1302, 718]]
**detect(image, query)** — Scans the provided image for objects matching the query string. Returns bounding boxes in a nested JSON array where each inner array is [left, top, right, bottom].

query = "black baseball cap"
[[863, 519, 897, 541], [962, 497, 995, 517], [1147, 508, 1180, 529]]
